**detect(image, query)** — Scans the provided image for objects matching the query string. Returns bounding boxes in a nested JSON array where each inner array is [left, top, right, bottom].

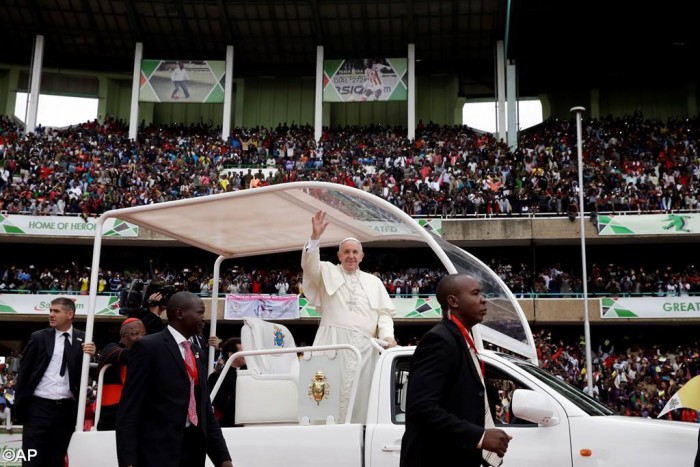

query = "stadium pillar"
[[506, 59, 517, 149], [571, 106, 594, 396], [129, 42, 143, 141], [222, 45, 234, 141], [25, 35, 44, 134], [314, 46, 324, 142], [408, 43, 416, 140], [496, 41, 507, 142]]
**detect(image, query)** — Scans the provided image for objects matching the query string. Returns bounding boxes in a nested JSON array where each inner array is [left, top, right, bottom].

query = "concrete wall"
[[544, 84, 698, 120], [442, 217, 601, 245]]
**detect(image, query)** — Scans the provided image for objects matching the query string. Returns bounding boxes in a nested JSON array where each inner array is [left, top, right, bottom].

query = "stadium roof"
[[0, 0, 697, 97]]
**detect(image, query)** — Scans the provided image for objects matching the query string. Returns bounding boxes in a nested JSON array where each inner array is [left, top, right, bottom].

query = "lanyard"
[[450, 314, 485, 377]]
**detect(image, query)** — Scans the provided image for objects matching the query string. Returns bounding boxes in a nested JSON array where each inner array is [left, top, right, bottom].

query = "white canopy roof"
[[103, 182, 427, 257]]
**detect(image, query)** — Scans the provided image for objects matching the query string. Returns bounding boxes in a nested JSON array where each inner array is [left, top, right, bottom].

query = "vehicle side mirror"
[[511, 389, 560, 427]]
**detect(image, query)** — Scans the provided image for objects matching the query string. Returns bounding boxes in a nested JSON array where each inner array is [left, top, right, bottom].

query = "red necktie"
[[450, 314, 485, 377], [181, 340, 199, 426]]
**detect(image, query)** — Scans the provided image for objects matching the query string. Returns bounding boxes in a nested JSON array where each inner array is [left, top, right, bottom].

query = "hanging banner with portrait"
[[323, 58, 408, 102], [139, 60, 226, 103]]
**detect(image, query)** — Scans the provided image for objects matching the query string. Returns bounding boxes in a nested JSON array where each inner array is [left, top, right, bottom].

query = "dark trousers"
[[96, 405, 117, 431], [179, 425, 206, 467], [22, 397, 77, 467]]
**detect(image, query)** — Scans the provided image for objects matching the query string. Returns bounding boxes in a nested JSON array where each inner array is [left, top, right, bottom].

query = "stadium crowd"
[[1, 112, 699, 218], [2, 259, 699, 297], [1, 112, 699, 427], [530, 330, 699, 421]]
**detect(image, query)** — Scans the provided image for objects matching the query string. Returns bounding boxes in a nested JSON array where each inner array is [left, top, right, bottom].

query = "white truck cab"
[[65, 182, 698, 466]]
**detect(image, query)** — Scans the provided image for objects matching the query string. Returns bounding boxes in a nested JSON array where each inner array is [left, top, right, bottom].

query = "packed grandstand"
[[1, 113, 699, 427]]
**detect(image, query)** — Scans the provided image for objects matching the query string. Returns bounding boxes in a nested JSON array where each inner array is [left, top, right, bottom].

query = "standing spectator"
[[116, 292, 232, 467], [96, 318, 146, 431], [15, 297, 96, 467], [0, 399, 11, 430], [275, 274, 289, 295]]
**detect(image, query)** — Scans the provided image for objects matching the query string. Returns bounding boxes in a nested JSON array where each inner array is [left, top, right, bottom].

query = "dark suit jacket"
[[400, 318, 487, 467], [15, 327, 86, 422], [116, 329, 231, 467], [208, 364, 245, 428]]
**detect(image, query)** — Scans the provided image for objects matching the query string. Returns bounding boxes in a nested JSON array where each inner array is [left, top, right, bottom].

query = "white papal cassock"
[[302, 240, 395, 423]]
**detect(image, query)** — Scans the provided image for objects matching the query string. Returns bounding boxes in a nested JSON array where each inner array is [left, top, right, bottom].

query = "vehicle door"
[[486, 358, 573, 466], [367, 353, 574, 467], [365, 353, 410, 467]]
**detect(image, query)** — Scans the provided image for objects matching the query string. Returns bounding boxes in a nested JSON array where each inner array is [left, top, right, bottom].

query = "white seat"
[[235, 317, 300, 424]]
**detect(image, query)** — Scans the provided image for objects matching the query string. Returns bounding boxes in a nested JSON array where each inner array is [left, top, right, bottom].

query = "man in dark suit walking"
[[15, 297, 96, 467], [116, 291, 233, 467], [400, 274, 511, 467]]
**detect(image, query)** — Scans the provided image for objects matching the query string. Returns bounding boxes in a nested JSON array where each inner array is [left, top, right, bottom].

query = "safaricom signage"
[[0, 214, 139, 238], [601, 296, 700, 319], [0, 294, 121, 316]]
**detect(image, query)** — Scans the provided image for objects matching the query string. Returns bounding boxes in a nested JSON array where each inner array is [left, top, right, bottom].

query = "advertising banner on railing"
[[0, 214, 139, 237], [323, 58, 408, 102], [139, 60, 226, 103], [0, 294, 121, 316], [298, 296, 442, 319], [601, 296, 700, 319], [597, 213, 699, 235], [225, 294, 300, 320]]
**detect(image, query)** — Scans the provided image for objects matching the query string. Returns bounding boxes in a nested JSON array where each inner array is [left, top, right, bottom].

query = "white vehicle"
[[65, 182, 697, 466]]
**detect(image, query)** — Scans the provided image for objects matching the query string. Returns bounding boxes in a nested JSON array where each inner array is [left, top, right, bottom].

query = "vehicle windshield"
[[512, 358, 614, 416], [436, 237, 525, 341]]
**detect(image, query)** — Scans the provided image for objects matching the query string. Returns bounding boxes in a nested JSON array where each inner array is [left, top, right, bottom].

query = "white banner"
[[0, 214, 139, 238], [225, 294, 300, 320], [0, 294, 121, 316], [601, 296, 700, 319]]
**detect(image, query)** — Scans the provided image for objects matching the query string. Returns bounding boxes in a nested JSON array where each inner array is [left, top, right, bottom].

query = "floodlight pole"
[[128, 42, 143, 141], [571, 106, 593, 395]]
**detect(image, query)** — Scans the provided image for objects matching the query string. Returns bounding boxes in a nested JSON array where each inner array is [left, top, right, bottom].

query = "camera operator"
[[119, 281, 174, 335], [140, 291, 167, 335]]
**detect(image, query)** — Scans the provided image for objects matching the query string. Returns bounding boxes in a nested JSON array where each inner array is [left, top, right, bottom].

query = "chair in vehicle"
[[235, 317, 300, 424]]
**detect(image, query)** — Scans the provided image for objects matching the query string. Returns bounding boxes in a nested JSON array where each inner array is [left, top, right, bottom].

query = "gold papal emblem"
[[308, 370, 330, 405]]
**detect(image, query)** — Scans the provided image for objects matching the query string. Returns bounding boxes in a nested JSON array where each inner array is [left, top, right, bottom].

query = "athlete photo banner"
[[225, 294, 300, 320], [139, 60, 226, 103], [323, 58, 408, 102]]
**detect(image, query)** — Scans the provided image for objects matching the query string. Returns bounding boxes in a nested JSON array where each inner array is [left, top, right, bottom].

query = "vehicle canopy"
[[77, 182, 537, 429]]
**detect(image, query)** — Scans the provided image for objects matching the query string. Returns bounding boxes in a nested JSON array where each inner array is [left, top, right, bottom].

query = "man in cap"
[[96, 318, 146, 431], [301, 210, 397, 423]]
